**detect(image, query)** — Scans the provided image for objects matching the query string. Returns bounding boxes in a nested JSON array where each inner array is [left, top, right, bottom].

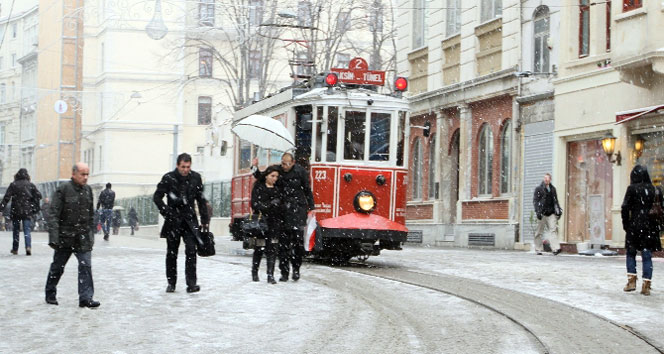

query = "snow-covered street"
[[1, 231, 663, 353]]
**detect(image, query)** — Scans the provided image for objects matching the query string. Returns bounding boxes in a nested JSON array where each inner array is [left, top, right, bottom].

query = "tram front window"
[[344, 111, 366, 160], [369, 112, 391, 161]]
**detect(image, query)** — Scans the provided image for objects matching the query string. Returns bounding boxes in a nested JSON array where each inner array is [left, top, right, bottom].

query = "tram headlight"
[[354, 191, 376, 213]]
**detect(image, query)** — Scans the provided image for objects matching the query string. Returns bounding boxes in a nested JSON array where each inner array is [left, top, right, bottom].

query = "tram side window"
[[369, 112, 391, 161], [315, 106, 324, 162], [256, 146, 268, 166], [239, 139, 252, 170], [344, 111, 366, 160], [397, 111, 406, 166], [327, 107, 338, 162]]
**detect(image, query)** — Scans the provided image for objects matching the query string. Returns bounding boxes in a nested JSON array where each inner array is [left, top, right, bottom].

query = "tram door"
[[294, 105, 313, 170]]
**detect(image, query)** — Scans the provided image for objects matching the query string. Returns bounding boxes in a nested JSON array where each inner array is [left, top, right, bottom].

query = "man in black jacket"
[[533, 173, 563, 255], [252, 152, 314, 281], [45, 162, 100, 308], [154, 153, 209, 293], [97, 183, 115, 241]]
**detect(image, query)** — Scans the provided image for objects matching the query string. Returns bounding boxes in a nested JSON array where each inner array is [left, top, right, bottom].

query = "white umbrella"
[[231, 115, 295, 152]]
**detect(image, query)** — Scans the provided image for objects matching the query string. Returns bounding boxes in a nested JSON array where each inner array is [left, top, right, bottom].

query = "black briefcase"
[[196, 227, 216, 257]]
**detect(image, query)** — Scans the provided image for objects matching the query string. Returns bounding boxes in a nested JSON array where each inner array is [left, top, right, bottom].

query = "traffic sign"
[[54, 100, 68, 114]]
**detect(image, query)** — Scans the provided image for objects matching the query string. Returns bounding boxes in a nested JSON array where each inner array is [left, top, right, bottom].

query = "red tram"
[[230, 67, 410, 262]]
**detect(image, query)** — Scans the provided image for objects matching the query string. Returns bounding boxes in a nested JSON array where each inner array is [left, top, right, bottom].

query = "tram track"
[[337, 261, 664, 354]]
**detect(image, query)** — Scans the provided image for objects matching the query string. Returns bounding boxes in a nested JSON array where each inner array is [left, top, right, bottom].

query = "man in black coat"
[[0, 168, 42, 255], [154, 153, 209, 293], [45, 162, 100, 308], [252, 152, 314, 281], [97, 183, 115, 241], [533, 173, 563, 255]]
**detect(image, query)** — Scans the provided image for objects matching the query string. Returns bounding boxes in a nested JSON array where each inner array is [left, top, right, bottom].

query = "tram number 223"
[[314, 170, 327, 181]]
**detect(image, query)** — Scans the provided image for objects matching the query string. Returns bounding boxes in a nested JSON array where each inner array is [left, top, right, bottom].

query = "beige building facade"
[[554, 0, 664, 250]]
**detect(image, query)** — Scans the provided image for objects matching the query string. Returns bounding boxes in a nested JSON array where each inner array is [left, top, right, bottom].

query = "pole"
[[172, 124, 178, 167]]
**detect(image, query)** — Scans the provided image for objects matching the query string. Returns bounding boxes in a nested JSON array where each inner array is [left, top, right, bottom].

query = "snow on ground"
[[371, 246, 664, 346], [1, 232, 541, 354]]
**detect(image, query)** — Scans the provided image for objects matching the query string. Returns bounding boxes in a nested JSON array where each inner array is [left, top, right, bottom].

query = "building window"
[[500, 120, 512, 194], [10, 81, 14, 101], [12, 23, 17, 38], [297, 1, 312, 27], [0, 56, 3, 70], [199, 0, 215, 27], [249, 0, 263, 26], [11, 54, 16, 67], [623, 0, 642, 11], [412, 137, 423, 200], [412, 0, 428, 48], [579, 0, 590, 57], [478, 123, 493, 196], [0, 83, 5, 104], [337, 11, 350, 32], [249, 50, 261, 79], [100, 42, 105, 72], [0, 125, 5, 144], [369, 3, 384, 33], [481, 0, 502, 23], [336, 53, 350, 68], [606, 1, 612, 51], [428, 134, 437, 199], [446, 0, 461, 37], [533, 6, 550, 72], [199, 48, 213, 77], [198, 96, 212, 125]]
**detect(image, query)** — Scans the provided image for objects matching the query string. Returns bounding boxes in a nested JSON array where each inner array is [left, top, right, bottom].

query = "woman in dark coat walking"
[[128, 207, 139, 235], [621, 165, 663, 295], [250, 166, 282, 284], [0, 168, 42, 255]]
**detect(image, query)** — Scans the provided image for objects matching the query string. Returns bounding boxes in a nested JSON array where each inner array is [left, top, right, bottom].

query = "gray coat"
[[48, 180, 96, 252]]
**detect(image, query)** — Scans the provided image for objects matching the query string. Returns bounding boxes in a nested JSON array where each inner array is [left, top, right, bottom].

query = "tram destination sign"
[[330, 57, 385, 86]]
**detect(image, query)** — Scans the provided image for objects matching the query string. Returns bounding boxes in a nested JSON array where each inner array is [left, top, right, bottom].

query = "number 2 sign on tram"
[[330, 57, 386, 86]]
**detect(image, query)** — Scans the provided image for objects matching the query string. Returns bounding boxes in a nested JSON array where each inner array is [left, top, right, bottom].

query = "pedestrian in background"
[[128, 207, 138, 236], [45, 162, 100, 308], [532, 173, 563, 255], [153, 153, 209, 293], [621, 165, 662, 296], [112, 209, 122, 235], [252, 152, 314, 282], [2, 202, 11, 231], [97, 183, 115, 241], [250, 165, 282, 284], [0, 168, 42, 256]]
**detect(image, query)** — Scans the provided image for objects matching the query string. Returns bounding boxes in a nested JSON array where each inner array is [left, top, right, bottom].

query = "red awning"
[[615, 104, 664, 124]]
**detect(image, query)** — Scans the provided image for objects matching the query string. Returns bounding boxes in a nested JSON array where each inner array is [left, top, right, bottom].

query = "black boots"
[[292, 269, 300, 281], [267, 258, 277, 284], [166, 284, 176, 293], [45, 296, 58, 305], [252, 271, 259, 282], [79, 299, 101, 308], [186, 285, 200, 293]]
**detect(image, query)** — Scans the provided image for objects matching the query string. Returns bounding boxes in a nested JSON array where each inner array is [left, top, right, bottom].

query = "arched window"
[[478, 124, 493, 195], [412, 137, 423, 200], [428, 134, 436, 199], [533, 6, 550, 72], [500, 120, 512, 194]]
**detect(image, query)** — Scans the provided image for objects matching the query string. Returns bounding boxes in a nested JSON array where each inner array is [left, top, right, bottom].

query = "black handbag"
[[196, 226, 216, 257], [242, 212, 269, 238]]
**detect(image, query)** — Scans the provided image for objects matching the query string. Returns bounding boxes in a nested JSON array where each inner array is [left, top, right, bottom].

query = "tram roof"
[[233, 87, 409, 122]]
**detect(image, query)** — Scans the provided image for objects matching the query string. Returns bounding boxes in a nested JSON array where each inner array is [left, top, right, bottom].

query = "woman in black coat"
[[0, 168, 42, 255], [621, 165, 662, 295], [250, 165, 282, 284]]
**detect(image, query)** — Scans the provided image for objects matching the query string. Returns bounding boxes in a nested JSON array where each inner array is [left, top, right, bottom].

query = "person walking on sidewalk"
[[153, 153, 209, 294], [45, 162, 100, 308], [250, 166, 282, 284], [97, 183, 115, 241], [533, 173, 563, 255], [128, 207, 138, 236], [252, 152, 314, 282], [0, 168, 42, 256], [621, 165, 662, 296]]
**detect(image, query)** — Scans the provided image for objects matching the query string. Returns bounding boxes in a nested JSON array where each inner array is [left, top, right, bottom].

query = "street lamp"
[[145, 0, 168, 40], [601, 133, 621, 166]]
